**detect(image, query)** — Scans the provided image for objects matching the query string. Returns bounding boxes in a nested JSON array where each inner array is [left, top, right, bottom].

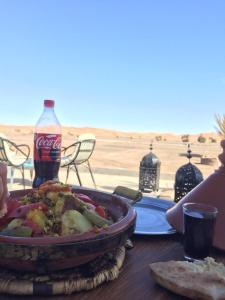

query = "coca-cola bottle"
[[33, 99, 62, 188]]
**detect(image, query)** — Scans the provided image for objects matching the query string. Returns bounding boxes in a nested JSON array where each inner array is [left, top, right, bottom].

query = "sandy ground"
[[3, 125, 221, 200]]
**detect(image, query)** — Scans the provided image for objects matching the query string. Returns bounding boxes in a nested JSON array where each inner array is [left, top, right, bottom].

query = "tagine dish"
[[0, 182, 136, 272]]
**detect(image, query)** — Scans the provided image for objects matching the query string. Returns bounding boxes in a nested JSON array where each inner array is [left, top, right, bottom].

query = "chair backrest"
[[0, 134, 29, 167], [0, 133, 11, 163], [60, 141, 81, 167], [75, 134, 96, 164], [77, 133, 96, 141]]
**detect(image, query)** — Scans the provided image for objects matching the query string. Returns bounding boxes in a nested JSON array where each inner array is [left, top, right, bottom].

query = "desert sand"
[[0, 124, 222, 200]]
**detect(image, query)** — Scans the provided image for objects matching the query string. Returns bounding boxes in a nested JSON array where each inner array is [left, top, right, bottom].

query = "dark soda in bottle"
[[33, 100, 62, 188]]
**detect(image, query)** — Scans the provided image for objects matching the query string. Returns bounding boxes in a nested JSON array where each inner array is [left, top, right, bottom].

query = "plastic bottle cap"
[[44, 99, 55, 108]]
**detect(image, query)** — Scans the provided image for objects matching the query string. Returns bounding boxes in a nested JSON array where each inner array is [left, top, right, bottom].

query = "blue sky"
[[0, 0, 224, 134]]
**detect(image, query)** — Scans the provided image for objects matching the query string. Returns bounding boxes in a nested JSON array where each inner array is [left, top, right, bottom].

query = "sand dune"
[[0, 124, 222, 199], [0, 124, 219, 144]]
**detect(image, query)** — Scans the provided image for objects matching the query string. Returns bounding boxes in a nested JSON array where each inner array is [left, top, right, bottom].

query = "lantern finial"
[[187, 144, 192, 162], [149, 142, 153, 152]]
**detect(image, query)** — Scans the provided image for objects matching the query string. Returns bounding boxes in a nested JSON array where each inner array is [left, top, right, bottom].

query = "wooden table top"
[[0, 233, 191, 300], [0, 233, 224, 300]]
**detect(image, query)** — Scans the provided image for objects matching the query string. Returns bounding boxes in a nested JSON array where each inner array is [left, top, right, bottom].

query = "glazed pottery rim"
[[0, 188, 136, 245]]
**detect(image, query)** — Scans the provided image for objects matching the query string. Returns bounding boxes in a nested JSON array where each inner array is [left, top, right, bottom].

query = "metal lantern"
[[139, 143, 161, 193], [174, 144, 203, 202]]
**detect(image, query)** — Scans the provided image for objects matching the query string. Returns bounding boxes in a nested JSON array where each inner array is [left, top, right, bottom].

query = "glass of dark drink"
[[183, 203, 218, 261]]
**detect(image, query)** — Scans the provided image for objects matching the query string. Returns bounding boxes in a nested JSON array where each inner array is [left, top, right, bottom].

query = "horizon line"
[[0, 123, 218, 137]]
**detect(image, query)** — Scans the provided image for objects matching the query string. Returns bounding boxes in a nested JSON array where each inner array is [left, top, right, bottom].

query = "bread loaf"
[[150, 258, 225, 300]]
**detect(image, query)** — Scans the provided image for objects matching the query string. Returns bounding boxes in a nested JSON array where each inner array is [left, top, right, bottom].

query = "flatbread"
[[150, 258, 225, 300]]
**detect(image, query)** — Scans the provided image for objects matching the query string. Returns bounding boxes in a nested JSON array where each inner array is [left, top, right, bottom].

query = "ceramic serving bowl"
[[0, 187, 136, 273]]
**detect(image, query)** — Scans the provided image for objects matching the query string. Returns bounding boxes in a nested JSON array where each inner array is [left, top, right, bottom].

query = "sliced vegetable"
[[54, 195, 81, 216], [54, 198, 65, 216], [23, 219, 43, 236], [76, 194, 97, 206], [8, 202, 48, 219], [7, 218, 23, 229], [46, 191, 61, 202], [27, 209, 47, 229], [0, 226, 32, 237], [63, 195, 81, 211], [95, 205, 106, 219], [84, 202, 96, 210], [61, 210, 93, 235], [83, 207, 112, 227]]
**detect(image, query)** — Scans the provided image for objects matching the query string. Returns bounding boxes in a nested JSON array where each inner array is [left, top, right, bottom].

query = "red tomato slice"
[[95, 205, 106, 219]]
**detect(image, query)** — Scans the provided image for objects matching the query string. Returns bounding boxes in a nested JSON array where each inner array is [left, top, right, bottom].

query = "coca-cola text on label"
[[34, 133, 61, 161]]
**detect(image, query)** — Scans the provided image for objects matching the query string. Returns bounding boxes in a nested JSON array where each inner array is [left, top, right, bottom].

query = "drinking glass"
[[182, 203, 218, 261]]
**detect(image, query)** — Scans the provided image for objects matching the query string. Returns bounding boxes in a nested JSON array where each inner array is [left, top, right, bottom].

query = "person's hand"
[[0, 163, 8, 217]]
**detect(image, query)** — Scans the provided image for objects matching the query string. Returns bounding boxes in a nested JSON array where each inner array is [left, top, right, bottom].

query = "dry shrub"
[[181, 134, 189, 143], [155, 135, 162, 141], [198, 134, 206, 143], [67, 131, 74, 136], [209, 137, 217, 143]]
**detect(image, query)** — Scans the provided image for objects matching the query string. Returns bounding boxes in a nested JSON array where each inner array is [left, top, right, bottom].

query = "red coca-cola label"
[[34, 133, 61, 162]]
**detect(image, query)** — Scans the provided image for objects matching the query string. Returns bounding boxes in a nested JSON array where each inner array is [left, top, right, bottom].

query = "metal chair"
[[61, 134, 97, 188], [0, 135, 30, 188], [61, 141, 81, 183]]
